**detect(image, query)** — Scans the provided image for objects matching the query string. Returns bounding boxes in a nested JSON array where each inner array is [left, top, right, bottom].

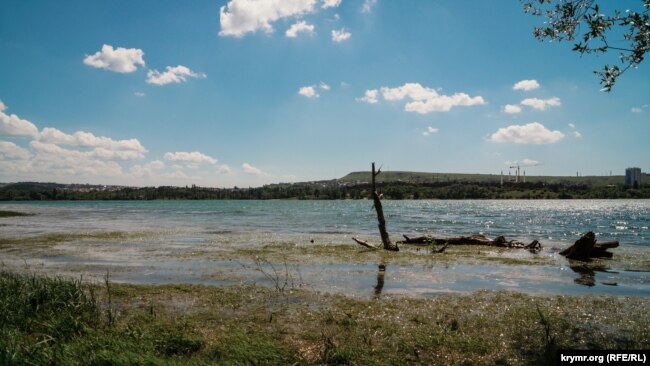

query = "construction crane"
[[509, 164, 520, 183]]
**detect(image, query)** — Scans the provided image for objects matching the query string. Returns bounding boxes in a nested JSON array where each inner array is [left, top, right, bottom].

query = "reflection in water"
[[569, 262, 618, 287], [374, 264, 386, 298]]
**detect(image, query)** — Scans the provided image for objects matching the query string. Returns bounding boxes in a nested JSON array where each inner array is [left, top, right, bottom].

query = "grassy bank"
[[1, 271, 648, 365]]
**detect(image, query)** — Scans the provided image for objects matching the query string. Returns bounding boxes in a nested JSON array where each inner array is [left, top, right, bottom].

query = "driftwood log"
[[559, 231, 619, 260], [397, 234, 542, 251]]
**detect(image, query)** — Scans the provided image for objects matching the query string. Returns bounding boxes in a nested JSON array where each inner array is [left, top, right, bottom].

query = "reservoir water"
[[1, 199, 649, 297]]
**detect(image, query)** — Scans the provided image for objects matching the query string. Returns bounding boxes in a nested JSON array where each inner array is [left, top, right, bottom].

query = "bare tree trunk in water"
[[372, 162, 399, 251]]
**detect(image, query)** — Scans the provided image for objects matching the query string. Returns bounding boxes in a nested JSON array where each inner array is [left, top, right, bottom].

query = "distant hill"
[[1, 171, 649, 200], [339, 171, 647, 187]]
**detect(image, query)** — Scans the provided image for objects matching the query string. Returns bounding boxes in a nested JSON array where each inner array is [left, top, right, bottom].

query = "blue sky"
[[1, 0, 648, 187]]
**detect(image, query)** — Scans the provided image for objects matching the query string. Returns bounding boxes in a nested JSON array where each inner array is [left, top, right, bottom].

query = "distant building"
[[625, 167, 642, 186]]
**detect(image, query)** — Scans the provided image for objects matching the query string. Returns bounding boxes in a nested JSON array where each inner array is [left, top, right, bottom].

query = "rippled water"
[[2, 200, 649, 246], [2, 200, 649, 297]]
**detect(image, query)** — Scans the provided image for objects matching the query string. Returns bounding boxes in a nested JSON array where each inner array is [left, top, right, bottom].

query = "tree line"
[[1, 180, 648, 201]]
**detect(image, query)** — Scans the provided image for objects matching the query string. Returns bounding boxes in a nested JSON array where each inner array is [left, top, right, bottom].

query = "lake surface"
[[1, 200, 649, 297], [2, 199, 649, 245]]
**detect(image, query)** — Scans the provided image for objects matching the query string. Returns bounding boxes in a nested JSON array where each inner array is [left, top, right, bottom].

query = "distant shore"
[[1, 179, 649, 200]]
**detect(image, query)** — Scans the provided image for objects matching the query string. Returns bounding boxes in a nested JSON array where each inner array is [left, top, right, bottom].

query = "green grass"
[[1, 270, 648, 365], [0, 210, 34, 218]]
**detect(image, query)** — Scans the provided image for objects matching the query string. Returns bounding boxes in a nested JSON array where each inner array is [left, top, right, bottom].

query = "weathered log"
[[352, 237, 379, 250], [397, 234, 541, 251], [559, 231, 618, 260]]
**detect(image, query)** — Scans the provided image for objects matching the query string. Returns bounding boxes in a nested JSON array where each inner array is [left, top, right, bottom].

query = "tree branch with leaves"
[[523, 0, 650, 91]]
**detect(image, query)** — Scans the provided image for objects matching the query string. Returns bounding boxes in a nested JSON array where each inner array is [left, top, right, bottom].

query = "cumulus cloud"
[[0, 102, 39, 138], [146, 65, 206, 86], [503, 104, 522, 114], [242, 162, 267, 176], [520, 97, 561, 110], [83, 44, 145, 73], [164, 151, 218, 165], [29, 141, 125, 177], [512, 79, 540, 91], [568, 123, 576, 128], [0, 141, 31, 160], [39, 128, 147, 159], [322, 0, 341, 8], [331, 28, 351, 42], [285, 20, 315, 37], [363, 83, 485, 114], [362, 0, 377, 13], [216, 164, 233, 174], [358, 89, 379, 104], [573, 131, 582, 138], [298, 85, 319, 98], [521, 158, 540, 166], [319, 82, 330, 90], [422, 126, 438, 136], [491, 122, 564, 144], [0, 102, 161, 183], [130, 160, 165, 178], [219, 0, 317, 37]]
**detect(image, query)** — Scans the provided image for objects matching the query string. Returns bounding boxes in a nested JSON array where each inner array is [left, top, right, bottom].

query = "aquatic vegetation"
[[0, 231, 153, 248], [0, 210, 34, 218]]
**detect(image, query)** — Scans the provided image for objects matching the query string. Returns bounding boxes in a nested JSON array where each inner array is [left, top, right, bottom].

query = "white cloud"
[[568, 123, 576, 128], [146, 65, 206, 86], [361, 0, 377, 13], [298, 85, 319, 98], [83, 44, 145, 73], [0, 103, 159, 183], [512, 79, 540, 91], [134, 92, 145, 97], [164, 151, 217, 165], [0, 102, 39, 138], [374, 83, 485, 113], [242, 162, 267, 176], [216, 164, 233, 174], [285, 20, 315, 37], [422, 126, 438, 136], [521, 158, 540, 166], [130, 160, 165, 177], [573, 131, 582, 138], [319, 82, 330, 90], [490, 122, 565, 144], [331, 28, 351, 42], [29, 141, 125, 178], [0, 141, 30, 160], [219, 0, 317, 37], [503, 104, 522, 114], [39, 128, 147, 159], [520, 97, 561, 110], [322, 0, 341, 8], [358, 89, 379, 104], [505, 159, 540, 167]]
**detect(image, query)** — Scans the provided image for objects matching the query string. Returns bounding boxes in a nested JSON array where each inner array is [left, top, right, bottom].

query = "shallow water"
[[1, 200, 649, 297]]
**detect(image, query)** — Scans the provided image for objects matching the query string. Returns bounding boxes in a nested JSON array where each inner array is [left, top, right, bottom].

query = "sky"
[[0, 0, 648, 187]]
